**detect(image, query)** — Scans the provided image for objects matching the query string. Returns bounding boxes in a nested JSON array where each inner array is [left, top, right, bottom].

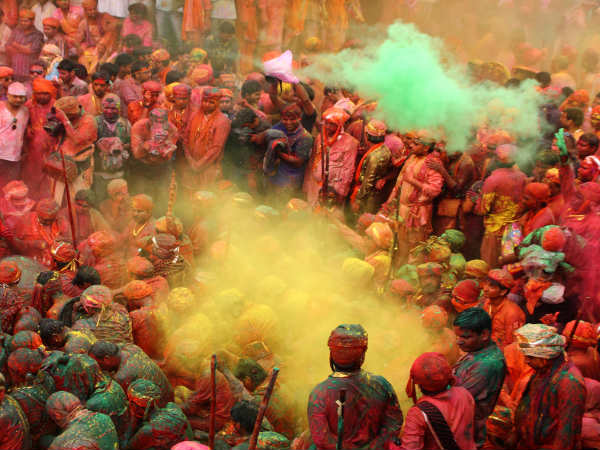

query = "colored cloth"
[[267, 123, 314, 191], [41, 352, 102, 402], [16, 211, 60, 266], [125, 401, 193, 449], [478, 167, 527, 233], [308, 369, 403, 450], [10, 372, 56, 444], [0, 395, 31, 449], [352, 143, 393, 215], [86, 373, 129, 440], [483, 297, 525, 350], [303, 131, 359, 206], [6, 26, 44, 79], [397, 386, 476, 450], [514, 354, 586, 450], [516, 323, 566, 359], [453, 342, 506, 446]]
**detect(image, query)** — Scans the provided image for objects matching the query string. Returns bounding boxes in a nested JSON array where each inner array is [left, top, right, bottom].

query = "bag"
[[43, 152, 78, 182], [417, 400, 462, 450], [437, 198, 461, 217]]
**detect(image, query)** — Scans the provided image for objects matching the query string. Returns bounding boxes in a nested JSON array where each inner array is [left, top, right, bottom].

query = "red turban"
[[245, 72, 265, 83], [0, 66, 13, 78], [365, 120, 387, 137], [390, 279, 416, 296], [32, 78, 57, 98], [569, 89, 589, 106], [80, 285, 112, 313], [127, 256, 154, 278], [562, 320, 597, 349], [421, 305, 448, 329], [328, 324, 368, 367], [541, 226, 566, 252], [42, 17, 60, 28], [322, 107, 350, 127], [8, 330, 42, 352], [3, 180, 28, 199], [123, 280, 153, 300], [488, 268, 515, 289], [50, 241, 76, 263], [524, 182, 550, 203], [131, 194, 153, 211], [173, 83, 191, 98], [0, 261, 21, 284], [580, 182, 600, 204], [88, 231, 115, 257], [406, 352, 454, 403], [36, 198, 59, 220], [142, 80, 162, 93], [191, 64, 214, 85], [452, 279, 481, 312], [19, 9, 35, 19]]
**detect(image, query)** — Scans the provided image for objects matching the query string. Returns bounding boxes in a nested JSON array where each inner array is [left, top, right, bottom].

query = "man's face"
[[103, 104, 119, 122], [324, 121, 338, 137], [132, 207, 151, 224], [58, 69, 74, 83], [75, 198, 90, 213], [65, 107, 80, 122], [525, 355, 552, 371], [143, 89, 159, 105], [92, 79, 108, 97], [119, 64, 132, 78], [43, 24, 57, 37], [244, 90, 261, 105], [56, 0, 69, 9], [7, 94, 25, 109], [201, 97, 218, 114], [482, 279, 505, 300], [134, 67, 151, 82], [173, 96, 189, 110], [281, 113, 301, 133], [30, 65, 44, 79], [560, 111, 573, 129], [578, 159, 596, 181], [34, 92, 51, 105], [18, 17, 33, 30], [219, 96, 232, 112], [111, 186, 128, 201], [411, 140, 429, 156], [0, 75, 12, 89], [577, 139, 596, 158], [454, 327, 489, 353], [419, 273, 441, 294], [83, 3, 97, 18], [521, 191, 538, 210]]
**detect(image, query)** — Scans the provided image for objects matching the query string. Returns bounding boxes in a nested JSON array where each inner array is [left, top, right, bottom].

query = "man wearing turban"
[[303, 107, 359, 207], [308, 324, 403, 450], [514, 323, 586, 450], [127, 80, 161, 126], [0, 373, 31, 449], [15, 198, 61, 267], [124, 194, 155, 257], [401, 352, 476, 450], [5, 10, 44, 81], [0, 181, 36, 230], [562, 320, 600, 380]]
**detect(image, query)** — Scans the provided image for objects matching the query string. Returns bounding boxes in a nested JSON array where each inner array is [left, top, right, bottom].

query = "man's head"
[[72, 265, 101, 289], [18, 9, 35, 30], [131, 60, 151, 83], [90, 71, 110, 98], [241, 79, 262, 105], [46, 391, 82, 429], [57, 59, 76, 84], [201, 88, 221, 114], [233, 358, 267, 392], [39, 318, 67, 349], [131, 194, 153, 224], [535, 71, 551, 89], [74, 189, 94, 212], [280, 103, 302, 133], [560, 107, 584, 130], [328, 324, 368, 372], [322, 107, 349, 139], [407, 352, 453, 401], [89, 340, 120, 371], [101, 93, 121, 123], [453, 307, 492, 353], [521, 182, 550, 210], [483, 269, 514, 300], [365, 119, 386, 144], [8, 348, 43, 385], [128, 2, 147, 23], [7, 82, 26, 109], [106, 178, 128, 201], [82, 0, 97, 18], [36, 198, 60, 225], [172, 83, 191, 110], [115, 53, 133, 78], [42, 17, 60, 38], [0, 66, 13, 91], [0, 260, 21, 285], [30, 61, 46, 79], [122, 33, 142, 53], [141, 80, 161, 106], [150, 48, 170, 73], [218, 21, 235, 42], [54, 96, 81, 121], [577, 133, 599, 158], [516, 323, 565, 370], [451, 279, 481, 313], [230, 400, 259, 435], [127, 379, 161, 419], [219, 89, 233, 113], [416, 262, 442, 294], [578, 155, 600, 182]]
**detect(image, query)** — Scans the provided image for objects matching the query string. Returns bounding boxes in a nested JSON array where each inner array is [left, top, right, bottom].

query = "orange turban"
[[563, 320, 597, 349], [191, 65, 213, 85], [123, 280, 153, 301], [19, 9, 35, 19], [421, 305, 448, 329], [0, 66, 13, 78], [131, 194, 153, 211], [32, 78, 57, 98], [88, 231, 116, 257], [127, 256, 154, 278], [524, 182, 550, 203], [42, 17, 60, 28]]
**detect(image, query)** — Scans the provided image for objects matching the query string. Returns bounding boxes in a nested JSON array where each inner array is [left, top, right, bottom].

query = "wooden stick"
[[208, 354, 217, 449], [248, 367, 280, 450]]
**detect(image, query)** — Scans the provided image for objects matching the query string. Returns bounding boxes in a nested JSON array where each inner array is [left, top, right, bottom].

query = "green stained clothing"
[[49, 409, 118, 450], [41, 352, 103, 402], [0, 395, 31, 449], [453, 342, 506, 446], [10, 372, 56, 443], [515, 355, 586, 450], [86, 373, 129, 440], [125, 402, 193, 450]]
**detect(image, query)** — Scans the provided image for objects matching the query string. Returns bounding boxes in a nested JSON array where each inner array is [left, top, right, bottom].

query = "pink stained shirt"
[[394, 386, 477, 450], [0, 102, 29, 162], [121, 17, 153, 47]]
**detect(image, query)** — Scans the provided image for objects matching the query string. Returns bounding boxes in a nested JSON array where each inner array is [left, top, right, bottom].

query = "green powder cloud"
[[305, 22, 544, 152]]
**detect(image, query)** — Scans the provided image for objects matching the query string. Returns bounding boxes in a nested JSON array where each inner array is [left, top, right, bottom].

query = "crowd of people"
[[0, 0, 597, 449]]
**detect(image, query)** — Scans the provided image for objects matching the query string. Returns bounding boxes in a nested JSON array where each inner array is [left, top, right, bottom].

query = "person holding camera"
[[50, 95, 98, 206]]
